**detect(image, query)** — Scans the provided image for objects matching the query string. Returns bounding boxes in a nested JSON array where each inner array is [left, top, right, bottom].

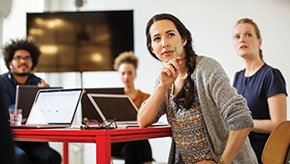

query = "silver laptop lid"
[[26, 88, 83, 126], [87, 93, 138, 123]]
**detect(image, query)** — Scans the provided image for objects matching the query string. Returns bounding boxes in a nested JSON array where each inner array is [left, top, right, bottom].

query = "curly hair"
[[2, 39, 40, 70], [146, 13, 197, 109], [113, 51, 138, 70]]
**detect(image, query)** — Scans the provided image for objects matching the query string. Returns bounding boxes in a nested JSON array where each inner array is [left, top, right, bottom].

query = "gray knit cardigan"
[[153, 56, 258, 164]]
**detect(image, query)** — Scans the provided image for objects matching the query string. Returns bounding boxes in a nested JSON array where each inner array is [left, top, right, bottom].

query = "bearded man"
[[0, 39, 61, 164]]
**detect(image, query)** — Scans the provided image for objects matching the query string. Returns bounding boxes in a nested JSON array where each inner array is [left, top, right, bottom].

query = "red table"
[[12, 126, 171, 164]]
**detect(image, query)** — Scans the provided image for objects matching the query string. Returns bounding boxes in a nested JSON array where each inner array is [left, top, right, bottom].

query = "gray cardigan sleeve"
[[195, 57, 254, 130]]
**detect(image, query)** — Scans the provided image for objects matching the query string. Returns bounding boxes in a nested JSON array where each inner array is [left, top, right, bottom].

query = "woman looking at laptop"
[[114, 51, 151, 109], [111, 51, 153, 164]]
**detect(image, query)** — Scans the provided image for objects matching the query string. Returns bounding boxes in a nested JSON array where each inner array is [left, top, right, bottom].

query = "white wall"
[[41, 0, 290, 122], [1, 0, 290, 163], [3, 0, 290, 115]]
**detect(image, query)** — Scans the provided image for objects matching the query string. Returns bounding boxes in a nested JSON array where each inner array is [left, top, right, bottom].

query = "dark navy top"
[[0, 71, 42, 114], [233, 64, 287, 119]]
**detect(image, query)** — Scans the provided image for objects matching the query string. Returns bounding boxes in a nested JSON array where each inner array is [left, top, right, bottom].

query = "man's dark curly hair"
[[2, 39, 40, 70]]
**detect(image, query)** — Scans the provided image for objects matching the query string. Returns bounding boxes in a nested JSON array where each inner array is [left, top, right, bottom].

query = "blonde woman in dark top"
[[112, 51, 153, 164], [233, 18, 287, 164]]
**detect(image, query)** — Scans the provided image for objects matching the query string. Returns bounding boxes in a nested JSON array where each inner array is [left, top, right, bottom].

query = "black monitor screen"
[[26, 10, 134, 72]]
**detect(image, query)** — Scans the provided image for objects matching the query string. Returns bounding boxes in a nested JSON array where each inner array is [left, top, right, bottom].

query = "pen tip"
[[174, 45, 177, 51]]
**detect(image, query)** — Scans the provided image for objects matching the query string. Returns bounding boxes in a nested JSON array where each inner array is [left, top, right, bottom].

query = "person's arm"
[[195, 127, 252, 164], [221, 128, 251, 164], [138, 59, 180, 128], [138, 84, 169, 128], [252, 93, 287, 133], [199, 57, 254, 163]]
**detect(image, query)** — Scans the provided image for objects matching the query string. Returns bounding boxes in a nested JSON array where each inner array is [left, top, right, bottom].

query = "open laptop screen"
[[26, 89, 83, 125], [15, 85, 62, 122], [81, 88, 124, 122], [87, 94, 138, 123]]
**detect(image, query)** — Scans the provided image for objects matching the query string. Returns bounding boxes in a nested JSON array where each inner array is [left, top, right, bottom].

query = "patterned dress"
[[168, 86, 214, 163]]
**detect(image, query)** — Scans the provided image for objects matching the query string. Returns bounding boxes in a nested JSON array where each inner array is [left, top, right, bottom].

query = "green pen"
[[174, 45, 177, 61]]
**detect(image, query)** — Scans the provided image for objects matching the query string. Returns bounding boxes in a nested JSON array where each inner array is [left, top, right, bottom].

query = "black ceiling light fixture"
[[74, 0, 89, 43], [74, 0, 86, 10]]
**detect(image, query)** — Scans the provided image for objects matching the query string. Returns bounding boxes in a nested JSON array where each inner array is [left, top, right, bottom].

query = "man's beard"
[[13, 72, 30, 77], [11, 64, 31, 77]]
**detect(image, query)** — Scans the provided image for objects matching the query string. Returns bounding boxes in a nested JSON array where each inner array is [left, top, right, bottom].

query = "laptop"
[[87, 93, 138, 126], [15, 85, 62, 123], [81, 88, 124, 122], [12, 88, 83, 128]]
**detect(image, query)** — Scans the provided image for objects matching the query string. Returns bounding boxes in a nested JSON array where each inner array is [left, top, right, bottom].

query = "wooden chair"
[[262, 121, 290, 164]]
